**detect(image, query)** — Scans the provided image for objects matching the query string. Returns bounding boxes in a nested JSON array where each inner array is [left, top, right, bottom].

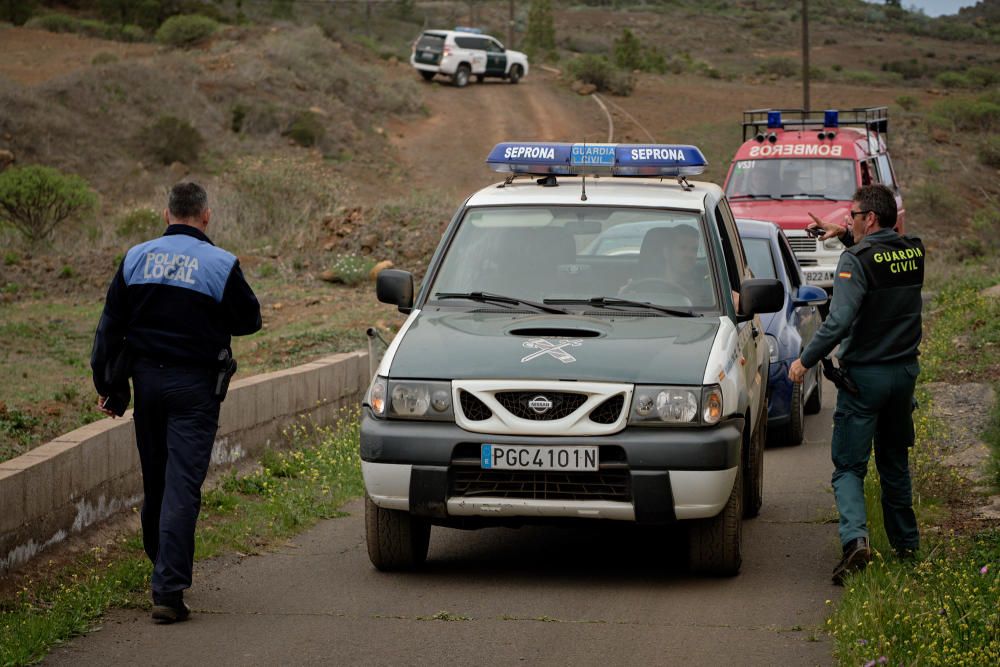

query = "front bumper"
[[360, 411, 744, 524]]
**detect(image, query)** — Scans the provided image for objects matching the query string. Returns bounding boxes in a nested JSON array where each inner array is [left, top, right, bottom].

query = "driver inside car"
[[620, 225, 711, 307]]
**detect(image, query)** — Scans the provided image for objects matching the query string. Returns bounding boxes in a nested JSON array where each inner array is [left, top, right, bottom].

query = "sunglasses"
[[849, 209, 872, 219]]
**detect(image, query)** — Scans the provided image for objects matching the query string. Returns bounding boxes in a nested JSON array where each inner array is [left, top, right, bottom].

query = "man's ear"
[[202, 208, 211, 229], [163, 208, 170, 226]]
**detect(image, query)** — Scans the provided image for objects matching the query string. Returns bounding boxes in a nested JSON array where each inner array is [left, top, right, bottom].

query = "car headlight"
[[629, 384, 723, 426], [388, 379, 454, 420], [765, 334, 779, 363], [823, 236, 844, 250]]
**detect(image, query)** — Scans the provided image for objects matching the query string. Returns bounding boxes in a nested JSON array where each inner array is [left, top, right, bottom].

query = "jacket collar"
[[864, 228, 898, 243], [164, 223, 214, 245]]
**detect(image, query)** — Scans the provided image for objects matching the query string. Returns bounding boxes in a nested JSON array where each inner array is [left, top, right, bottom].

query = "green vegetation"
[[0, 165, 98, 243], [327, 254, 375, 286], [830, 276, 1000, 664], [26, 13, 145, 42], [756, 57, 798, 79], [114, 207, 162, 239], [154, 13, 218, 48], [0, 416, 363, 666], [0, 0, 35, 25], [565, 54, 633, 96], [523, 0, 556, 61], [284, 111, 326, 148], [0, 405, 39, 459], [928, 92, 1000, 133], [977, 136, 1000, 169], [138, 115, 204, 165]]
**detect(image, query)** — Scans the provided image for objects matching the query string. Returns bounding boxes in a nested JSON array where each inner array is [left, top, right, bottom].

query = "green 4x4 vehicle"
[[361, 142, 784, 576]]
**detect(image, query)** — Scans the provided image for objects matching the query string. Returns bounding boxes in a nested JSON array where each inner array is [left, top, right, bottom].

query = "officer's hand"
[[807, 212, 847, 241], [788, 358, 808, 384], [97, 396, 116, 418]]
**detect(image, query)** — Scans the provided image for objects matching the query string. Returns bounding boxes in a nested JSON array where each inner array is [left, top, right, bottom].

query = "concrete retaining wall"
[[0, 350, 369, 575]]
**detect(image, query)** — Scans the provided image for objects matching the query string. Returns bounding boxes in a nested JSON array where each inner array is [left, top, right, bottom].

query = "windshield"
[[726, 158, 856, 201], [742, 238, 777, 280], [427, 206, 719, 311]]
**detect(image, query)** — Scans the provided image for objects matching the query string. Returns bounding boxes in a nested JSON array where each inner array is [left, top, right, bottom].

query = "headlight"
[[365, 376, 388, 417], [765, 334, 779, 363], [823, 237, 843, 250], [629, 384, 723, 426], [388, 380, 454, 420]]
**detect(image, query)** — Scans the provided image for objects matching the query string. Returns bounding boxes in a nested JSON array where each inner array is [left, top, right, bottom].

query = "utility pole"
[[508, 0, 515, 48], [801, 0, 810, 112]]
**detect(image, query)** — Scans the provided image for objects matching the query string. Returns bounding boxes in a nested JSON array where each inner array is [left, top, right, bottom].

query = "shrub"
[[756, 57, 797, 78], [26, 13, 145, 41], [844, 70, 879, 85], [566, 55, 633, 96], [138, 116, 203, 165], [155, 14, 218, 48], [0, 166, 97, 243], [965, 66, 1000, 88], [936, 71, 970, 89], [912, 182, 958, 216], [91, 52, 119, 66], [977, 136, 1000, 169], [613, 28, 643, 71], [26, 13, 76, 33], [0, 0, 36, 25], [930, 96, 1000, 133], [284, 111, 326, 148], [115, 207, 162, 238], [327, 254, 374, 286], [523, 0, 556, 60], [896, 95, 919, 112]]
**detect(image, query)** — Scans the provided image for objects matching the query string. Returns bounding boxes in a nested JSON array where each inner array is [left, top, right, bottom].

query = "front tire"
[[453, 64, 470, 88], [689, 464, 743, 576], [365, 495, 430, 571], [772, 382, 804, 446], [508, 64, 522, 84], [743, 416, 765, 518], [419, 70, 435, 81]]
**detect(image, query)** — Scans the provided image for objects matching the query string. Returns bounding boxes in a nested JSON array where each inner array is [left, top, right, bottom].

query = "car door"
[[777, 230, 821, 394], [485, 39, 507, 77]]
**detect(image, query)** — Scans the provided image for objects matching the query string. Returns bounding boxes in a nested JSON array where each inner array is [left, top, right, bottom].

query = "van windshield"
[[427, 206, 719, 311], [726, 158, 856, 201]]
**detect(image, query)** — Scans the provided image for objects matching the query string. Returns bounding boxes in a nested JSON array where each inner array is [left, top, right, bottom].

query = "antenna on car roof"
[[677, 175, 693, 191], [580, 173, 588, 201]]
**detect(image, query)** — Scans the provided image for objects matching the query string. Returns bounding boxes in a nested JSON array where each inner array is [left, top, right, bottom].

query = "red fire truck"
[[723, 108, 905, 289]]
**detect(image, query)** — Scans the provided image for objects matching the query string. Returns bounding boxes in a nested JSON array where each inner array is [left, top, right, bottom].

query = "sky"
[[888, 1, 980, 17]]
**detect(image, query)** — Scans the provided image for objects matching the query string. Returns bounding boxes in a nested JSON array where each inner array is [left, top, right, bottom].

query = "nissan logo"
[[528, 395, 553, 414]]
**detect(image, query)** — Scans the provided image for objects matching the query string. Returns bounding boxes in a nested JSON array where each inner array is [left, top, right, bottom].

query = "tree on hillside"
[[523, 0, 556, 60], [97, 0, 162, 29], [613, 28, 643, 71], [0, 0, 37, 25], [0, 166, 97, 243]]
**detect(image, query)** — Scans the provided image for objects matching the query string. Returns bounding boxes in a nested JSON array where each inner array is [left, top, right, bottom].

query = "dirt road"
[[47, 380, 839, 666]]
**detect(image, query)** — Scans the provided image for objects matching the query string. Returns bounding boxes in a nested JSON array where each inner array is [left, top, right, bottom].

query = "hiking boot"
[[151, 599, 191, 624], [832, 537, 871, 585], [895, 546, 918, 562]]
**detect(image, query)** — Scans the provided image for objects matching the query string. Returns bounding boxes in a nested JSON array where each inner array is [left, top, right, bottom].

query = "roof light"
[[824, 110, 839, 128], [454, 26, 482, 33], [485, 142, 707, 177], [767, 111, 782, 129]]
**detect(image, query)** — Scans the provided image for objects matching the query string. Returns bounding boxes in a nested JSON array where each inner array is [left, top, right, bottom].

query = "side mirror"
[[737, 278, 784, 319], [793, 284, 828, 307], [376, 269, 414, 314]]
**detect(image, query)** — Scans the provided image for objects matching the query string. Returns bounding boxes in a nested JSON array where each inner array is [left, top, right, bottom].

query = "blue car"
[[737, 219, 828, 445]]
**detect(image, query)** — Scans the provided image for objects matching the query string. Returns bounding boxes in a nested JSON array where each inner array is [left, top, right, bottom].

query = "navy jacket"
[[91, 225, 261, 396]]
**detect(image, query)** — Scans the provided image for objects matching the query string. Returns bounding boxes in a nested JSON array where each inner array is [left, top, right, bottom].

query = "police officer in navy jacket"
[[91, 182, 261, 623], [793, 184, 924, 585]]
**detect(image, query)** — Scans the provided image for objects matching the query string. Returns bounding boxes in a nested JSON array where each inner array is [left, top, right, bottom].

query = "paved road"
[[48, 380, 841, 666]]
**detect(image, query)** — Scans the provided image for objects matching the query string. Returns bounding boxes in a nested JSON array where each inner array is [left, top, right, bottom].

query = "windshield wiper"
[[728, 193, 780, 200], [435, 291, 569, 314], [544, 297, 701, 317], [778, 192, 839, 201]]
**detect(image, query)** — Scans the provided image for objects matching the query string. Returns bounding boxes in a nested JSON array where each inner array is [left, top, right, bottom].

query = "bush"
[[912, 182, 958, 217], [284, 111, 326, 148], [0, 0, 36, 25], [26, 13, 76, 33], [896, 95, 919, 112], [523, 0, 556, 60], [977, 136, 1000, 169], [930, 96, 1000, 133], [91, 52, 119, 66], [936, 71, 970, 88], [138, 116, 203, 165], [756, 57, 797, 78], [0, 166, 97, 243], [155, 14, 218, 48], [26, 13, 146, 41], [566, 55, 633, 96], [882, 59, 924, 80], [844, 70, 879, 85], [115, 207, 162, 238], [612, 28, 643, 71], [965, 66, 1000, 88], [327, 254, 374, 286]]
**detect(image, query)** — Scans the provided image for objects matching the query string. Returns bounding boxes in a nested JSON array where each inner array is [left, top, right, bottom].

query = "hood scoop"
[[508, 327, 602, 338]]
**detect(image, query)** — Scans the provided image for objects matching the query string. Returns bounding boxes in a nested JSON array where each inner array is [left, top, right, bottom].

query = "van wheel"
[[689, 465, 743, 576], [772, 382, 805, 446], [743, 416, 765, 519], [508, 65, 522, 84], [453, 64, 471, 87], [365, 495, 430, 571], [419, 71, 435, 81], [804, 366, 823, 414]]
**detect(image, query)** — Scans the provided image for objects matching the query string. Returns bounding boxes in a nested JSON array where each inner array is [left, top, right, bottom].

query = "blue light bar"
[[767, 111, 782, 129], [824, 109, 839, 128], [486, 142, 707, 177], [454, 25, 482, 33]]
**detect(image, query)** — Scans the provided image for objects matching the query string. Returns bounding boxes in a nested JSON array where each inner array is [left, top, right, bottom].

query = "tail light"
[[442, 46, 452, 57]]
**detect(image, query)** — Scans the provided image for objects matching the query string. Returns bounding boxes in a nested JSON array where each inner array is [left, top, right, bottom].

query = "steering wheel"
[[619, 278, 694, 305]]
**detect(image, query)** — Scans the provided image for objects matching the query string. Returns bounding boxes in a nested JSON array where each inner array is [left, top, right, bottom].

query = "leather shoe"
[[151, 600, 191, 624], [832, 537, 871, 585]]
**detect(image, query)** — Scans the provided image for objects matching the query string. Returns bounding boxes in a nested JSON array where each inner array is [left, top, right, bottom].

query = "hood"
[[729, 200, 849, 231], [389, 310, 721, 385]]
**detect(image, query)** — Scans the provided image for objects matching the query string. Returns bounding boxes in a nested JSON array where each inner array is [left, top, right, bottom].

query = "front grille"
[[495, 391, 587, 420], [797, 257, 819, 266], [788, 237, 817, 253], [460, 390, 492, 421], [450, 469, 630, 502], [589, 394, 625, 424]]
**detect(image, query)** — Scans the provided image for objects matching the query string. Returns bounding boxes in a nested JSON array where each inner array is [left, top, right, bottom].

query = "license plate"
[[480, 444, 598, 471], [805, 270, 834, 282]]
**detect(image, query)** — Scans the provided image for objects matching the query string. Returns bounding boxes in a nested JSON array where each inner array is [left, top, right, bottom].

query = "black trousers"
[[132, 359, 220, 602]]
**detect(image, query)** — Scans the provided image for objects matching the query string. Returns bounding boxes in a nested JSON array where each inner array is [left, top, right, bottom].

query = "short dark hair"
[[168, 182, 208, 220], [853, 184, 897, 229]]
